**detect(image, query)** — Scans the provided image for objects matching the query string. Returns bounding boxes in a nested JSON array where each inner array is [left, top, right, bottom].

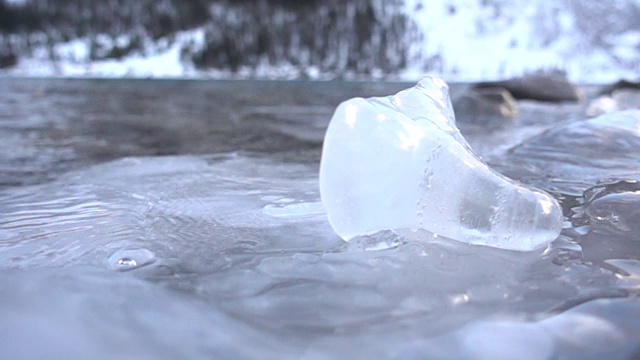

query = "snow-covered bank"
[[1, 0, 639, 83]]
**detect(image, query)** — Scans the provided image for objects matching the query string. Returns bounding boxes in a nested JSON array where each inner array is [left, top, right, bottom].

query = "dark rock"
[[474, 74, 583, 102], [598, 79, 640, 96], [0, 52, 17, 69], [453, 87, 518, 122]]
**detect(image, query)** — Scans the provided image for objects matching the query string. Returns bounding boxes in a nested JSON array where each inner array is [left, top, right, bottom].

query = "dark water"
[[0, 79, 421, 187], [1, 79, 640, 359]]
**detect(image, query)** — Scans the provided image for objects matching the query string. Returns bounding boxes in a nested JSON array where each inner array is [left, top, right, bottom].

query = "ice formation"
[[319, 76, 563, 251]]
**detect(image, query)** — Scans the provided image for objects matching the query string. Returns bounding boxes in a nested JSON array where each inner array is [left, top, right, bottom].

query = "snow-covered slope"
[[402, 0, 640, 82], [1, 0, 639, 82]]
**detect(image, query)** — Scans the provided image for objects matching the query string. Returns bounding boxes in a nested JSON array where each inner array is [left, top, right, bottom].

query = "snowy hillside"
[[0, 0, 639, 82], [402, 0, 640, 82]]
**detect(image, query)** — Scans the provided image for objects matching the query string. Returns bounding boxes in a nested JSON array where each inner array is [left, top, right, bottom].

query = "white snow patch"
[[400, 0, 639, 83], [6, 28, 208, 79]]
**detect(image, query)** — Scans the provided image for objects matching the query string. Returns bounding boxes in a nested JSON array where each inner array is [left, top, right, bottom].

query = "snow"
[[6, 28, 211, 79], [401, 0, 639, 83]]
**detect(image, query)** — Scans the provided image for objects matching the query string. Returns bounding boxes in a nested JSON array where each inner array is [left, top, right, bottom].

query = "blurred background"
[[1, 0, 639, 82]]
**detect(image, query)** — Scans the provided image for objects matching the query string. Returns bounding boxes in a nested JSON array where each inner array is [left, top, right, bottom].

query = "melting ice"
[[3, 79, 640, 359], [320, 77, 563, 251]]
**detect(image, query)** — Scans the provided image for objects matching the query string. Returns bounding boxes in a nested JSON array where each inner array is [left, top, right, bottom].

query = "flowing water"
[[1, 78, 639, 359]]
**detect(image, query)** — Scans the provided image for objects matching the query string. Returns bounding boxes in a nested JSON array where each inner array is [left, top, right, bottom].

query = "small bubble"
[[451, 293, 470, 305], [117, 257, 137, 267], [108, 248, 156, 271]]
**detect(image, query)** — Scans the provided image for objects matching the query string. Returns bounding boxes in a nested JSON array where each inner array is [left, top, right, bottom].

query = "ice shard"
[[319, 77, 563, 251]]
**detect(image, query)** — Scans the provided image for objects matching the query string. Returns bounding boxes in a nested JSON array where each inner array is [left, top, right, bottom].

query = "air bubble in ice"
[[108, 248, 156, 271]]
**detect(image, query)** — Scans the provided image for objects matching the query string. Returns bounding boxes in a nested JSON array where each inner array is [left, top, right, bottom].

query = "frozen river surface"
[[1, 79, 640, 359]]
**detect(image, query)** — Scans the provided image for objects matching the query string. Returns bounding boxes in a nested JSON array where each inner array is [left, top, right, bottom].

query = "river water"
[[1, 79, 639, 359]]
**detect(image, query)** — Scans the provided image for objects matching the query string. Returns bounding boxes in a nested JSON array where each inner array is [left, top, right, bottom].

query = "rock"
[[598, 79, 640, 96], [474, 74, 583, 102], [453, 87, 518, 122], [0, 52, 17, 69]]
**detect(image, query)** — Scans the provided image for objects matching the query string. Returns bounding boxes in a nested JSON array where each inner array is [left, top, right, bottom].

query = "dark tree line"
[[2, 0, 212, 39], [0, 0, 413, 75], [192, 0, 412, 74]]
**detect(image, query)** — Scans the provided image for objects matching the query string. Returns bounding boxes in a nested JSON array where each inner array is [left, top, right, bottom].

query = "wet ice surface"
[[1, 79, 640, 359], [500, 110, 640, 197]]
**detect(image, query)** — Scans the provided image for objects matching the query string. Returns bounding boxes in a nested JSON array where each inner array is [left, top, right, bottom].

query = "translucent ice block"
[[319, 77, 563, 251]]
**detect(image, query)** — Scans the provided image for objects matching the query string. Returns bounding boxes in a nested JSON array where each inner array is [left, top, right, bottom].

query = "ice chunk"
[[319, 76, 563, 251]]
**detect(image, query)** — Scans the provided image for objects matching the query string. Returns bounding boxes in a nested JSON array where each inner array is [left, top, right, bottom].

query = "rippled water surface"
[[1, 79, 640, 359]]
